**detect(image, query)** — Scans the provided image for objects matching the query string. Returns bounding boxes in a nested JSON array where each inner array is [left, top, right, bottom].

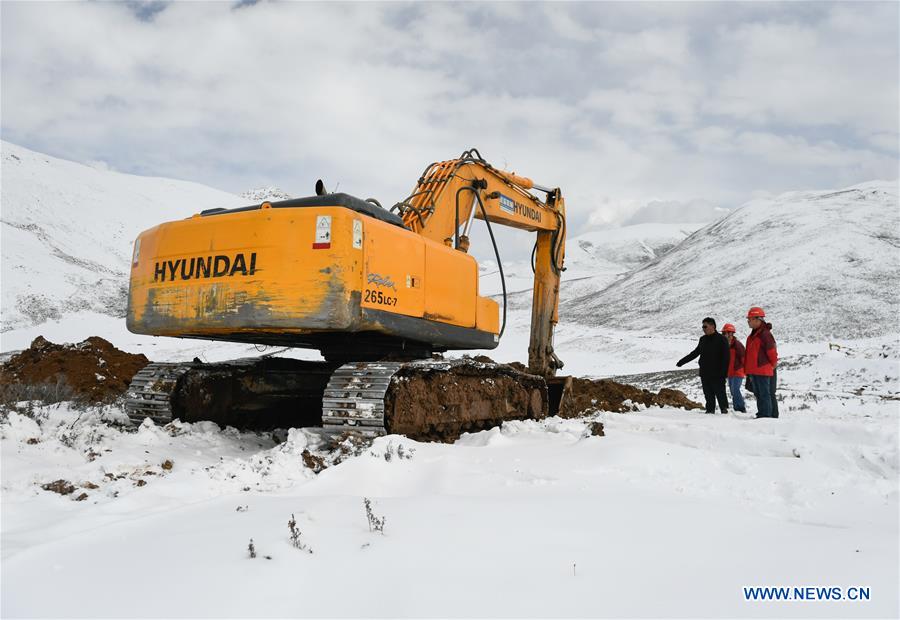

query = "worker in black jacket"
[[676, 317, 730, 413]]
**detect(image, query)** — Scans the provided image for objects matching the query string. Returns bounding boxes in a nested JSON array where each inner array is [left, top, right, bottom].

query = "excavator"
[[124, 149, 571, 440]]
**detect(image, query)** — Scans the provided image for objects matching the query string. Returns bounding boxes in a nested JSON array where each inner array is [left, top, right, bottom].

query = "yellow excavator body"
[[127, 195, 499, 359]]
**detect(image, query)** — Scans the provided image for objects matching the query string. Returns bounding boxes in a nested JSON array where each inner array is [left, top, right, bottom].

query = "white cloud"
[[706, 7, 898, 134], [622, 198, 726, 225], [602, 27, 692, 67], [0, 1, 896, 260]]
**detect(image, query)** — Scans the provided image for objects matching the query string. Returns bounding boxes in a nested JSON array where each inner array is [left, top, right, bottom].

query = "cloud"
[[0, 1, 896, 260], [705, 7, 899, 134], [622, 199, 726, 226]]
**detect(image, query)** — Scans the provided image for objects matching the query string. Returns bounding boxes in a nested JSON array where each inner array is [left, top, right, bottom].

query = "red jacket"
[[728, 339, 746, 378], [745, 322, 777, 376]]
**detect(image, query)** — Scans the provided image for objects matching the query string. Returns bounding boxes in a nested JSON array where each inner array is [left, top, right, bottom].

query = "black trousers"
[[771, 368, 779, 418], [700, 376, 729, 413]]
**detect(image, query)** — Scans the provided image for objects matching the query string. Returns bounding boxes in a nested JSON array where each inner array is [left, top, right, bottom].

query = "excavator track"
[[124, 362, 194, 426], [125, 357, 550, 441], [320, 358, 549, 441], [322, 362, 403, 437], [124, 358, 338, 430]]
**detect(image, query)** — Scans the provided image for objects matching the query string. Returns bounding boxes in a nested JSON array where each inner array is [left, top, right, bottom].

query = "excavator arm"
[[393, 149, 566, 376]]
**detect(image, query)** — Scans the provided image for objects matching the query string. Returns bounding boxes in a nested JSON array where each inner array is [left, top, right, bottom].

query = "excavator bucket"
[[546, 375, 574, 417]]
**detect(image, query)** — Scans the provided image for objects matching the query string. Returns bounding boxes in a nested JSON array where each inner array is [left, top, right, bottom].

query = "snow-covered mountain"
[[1, 142, 245, 332], [240, 186, 293, 202], [479, 223, 706, 305], [564, 181, 900, 341]]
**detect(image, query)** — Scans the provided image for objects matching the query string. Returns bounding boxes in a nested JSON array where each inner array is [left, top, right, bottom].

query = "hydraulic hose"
[[454, 185, 507, 338], [472, 191, 507, 339]]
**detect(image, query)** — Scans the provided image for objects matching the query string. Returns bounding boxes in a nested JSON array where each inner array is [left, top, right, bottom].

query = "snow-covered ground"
[[2, 337, 897, 617]]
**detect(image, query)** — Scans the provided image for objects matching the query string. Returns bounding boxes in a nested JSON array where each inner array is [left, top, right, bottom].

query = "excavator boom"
[[395, 148, 566, 375]]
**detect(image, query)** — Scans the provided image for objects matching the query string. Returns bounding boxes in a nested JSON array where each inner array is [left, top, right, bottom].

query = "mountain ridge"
[[564, 180, 900, 341]]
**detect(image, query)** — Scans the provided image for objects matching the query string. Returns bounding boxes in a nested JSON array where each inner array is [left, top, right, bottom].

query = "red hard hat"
[[722, 323, 736, 333], [747, 307, 766, 318]]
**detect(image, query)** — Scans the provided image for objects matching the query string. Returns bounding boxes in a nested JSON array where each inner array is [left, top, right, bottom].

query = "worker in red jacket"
[[744, 307, 778, 418], [722, 324, 747, 412]]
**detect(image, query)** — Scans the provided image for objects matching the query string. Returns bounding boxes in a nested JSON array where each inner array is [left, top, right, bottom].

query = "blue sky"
[[2, 1, 897, 246]]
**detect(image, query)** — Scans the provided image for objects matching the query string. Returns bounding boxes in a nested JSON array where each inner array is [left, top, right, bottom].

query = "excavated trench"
[[173, 359, 340, 429]]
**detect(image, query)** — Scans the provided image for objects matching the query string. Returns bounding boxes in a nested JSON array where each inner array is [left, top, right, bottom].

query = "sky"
[[1, 1, 898, 260]]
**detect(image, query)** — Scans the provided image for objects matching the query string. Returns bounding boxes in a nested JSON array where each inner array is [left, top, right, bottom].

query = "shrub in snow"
[[288, 513, 313, 554], [0, 375, 74, 407], [374, 439, 415, 462], [363, 498, 385, 534]]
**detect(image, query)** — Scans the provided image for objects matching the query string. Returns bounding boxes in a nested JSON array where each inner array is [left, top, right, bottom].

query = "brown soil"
[[301, 449, 326, 473], [468, 358, 700, 414], [558, 377, 701, 417], [386, 359, 699, 441], [386, 360, 547, 442], [41, 479, 75, 495], [0, 336, 149, 403]]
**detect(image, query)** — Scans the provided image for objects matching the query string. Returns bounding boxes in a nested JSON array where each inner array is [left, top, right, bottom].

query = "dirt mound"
[[0, 336, 149, 403], [559, 377, 701, 417], [455, 359, 701, 419]]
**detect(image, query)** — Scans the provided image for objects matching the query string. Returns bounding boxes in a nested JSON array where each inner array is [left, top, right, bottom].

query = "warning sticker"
[[313, 215, 332, 249], [352, 219, 362, 249]]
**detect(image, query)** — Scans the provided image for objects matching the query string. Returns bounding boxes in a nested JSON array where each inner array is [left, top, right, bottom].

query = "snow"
[[2, 336, 898, 617], [240, 186, 294, 202], [2, 142, 899, 617]]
